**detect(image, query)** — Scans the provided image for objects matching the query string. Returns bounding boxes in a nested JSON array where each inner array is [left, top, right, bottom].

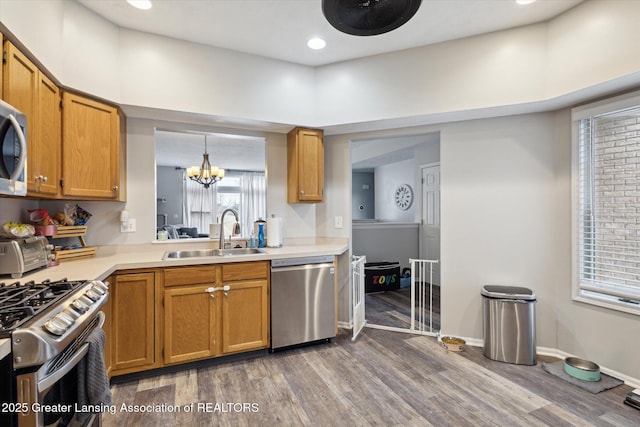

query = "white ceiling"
[[77, 0, 583, 67], [155, 130, 265, 170]]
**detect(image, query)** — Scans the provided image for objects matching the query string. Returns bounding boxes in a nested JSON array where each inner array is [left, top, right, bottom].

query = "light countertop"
[[5, 237, 349, 284]]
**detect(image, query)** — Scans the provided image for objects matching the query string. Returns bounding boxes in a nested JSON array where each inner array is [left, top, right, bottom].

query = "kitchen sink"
[[162, 248, 265, 260]]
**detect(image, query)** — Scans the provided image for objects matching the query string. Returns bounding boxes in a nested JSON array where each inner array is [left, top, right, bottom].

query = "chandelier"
[[186, 135, 224, 188]]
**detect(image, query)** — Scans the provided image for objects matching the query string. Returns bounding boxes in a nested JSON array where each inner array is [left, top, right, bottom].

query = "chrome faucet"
[[219, 208, 240, 249]]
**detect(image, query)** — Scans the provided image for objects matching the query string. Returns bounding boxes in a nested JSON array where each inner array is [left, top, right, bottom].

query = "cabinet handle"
[[41, 176, 48, 183], [300, 189, 305, 195], [113, 185, 119, 191]]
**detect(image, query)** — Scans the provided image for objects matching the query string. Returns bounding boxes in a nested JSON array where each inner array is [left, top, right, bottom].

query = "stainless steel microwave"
[[0, 99, 27, 196]]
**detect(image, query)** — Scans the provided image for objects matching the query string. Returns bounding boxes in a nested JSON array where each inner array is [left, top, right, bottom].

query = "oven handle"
[[38, 343, 88, 393], [37, 312, 105, 393]]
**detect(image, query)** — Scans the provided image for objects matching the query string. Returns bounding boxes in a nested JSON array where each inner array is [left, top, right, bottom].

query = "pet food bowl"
[[440, 336, 465, 352], [564, 357, 601, 381]]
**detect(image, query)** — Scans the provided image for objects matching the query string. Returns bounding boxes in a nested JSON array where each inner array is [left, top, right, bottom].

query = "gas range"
[[0, 277, 110, 427], [0, 278, 109, 368]]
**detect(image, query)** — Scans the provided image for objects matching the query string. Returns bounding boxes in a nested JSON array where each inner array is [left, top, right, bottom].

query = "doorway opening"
[[350, 132, 441, 335]]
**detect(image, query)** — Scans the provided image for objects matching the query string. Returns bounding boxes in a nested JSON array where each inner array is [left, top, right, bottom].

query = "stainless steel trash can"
[[482, 285, 536, 365]]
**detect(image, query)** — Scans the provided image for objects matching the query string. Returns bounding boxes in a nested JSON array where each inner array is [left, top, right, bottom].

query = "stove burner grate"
[[0, 278, 86, 337]]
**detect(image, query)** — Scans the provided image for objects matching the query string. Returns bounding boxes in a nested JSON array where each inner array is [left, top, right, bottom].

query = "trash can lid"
[[482, 285, 536, 300]]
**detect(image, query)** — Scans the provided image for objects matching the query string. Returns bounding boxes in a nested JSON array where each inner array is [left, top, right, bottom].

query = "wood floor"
[[366, 286, 440, 331], [103, 328, 639, 427]]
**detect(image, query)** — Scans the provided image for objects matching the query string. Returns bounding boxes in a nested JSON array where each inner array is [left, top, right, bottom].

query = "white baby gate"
[[351, 255, 367, 341]]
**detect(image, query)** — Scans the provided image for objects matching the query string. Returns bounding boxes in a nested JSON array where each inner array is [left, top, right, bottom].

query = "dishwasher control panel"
[[271, 255, 334, 268]]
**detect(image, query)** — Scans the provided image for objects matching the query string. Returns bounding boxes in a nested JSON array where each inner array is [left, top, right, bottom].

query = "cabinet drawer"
[[164, 265, 217, 286], [222, 261, 268, 282]]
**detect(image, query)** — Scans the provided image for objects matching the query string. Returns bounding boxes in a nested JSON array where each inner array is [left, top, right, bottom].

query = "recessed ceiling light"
[[127, 0, 152, 10], [516, 0, 536, 4], [307, 38, 326, 50]]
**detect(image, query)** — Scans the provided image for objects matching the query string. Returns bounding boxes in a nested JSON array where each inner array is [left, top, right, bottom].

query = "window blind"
[[577, 105, 640, 305]]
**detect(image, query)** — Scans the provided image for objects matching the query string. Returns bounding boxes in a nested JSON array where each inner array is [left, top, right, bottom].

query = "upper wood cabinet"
[[287, 127, 324, 203], [2, 41, 61, 197], [3, 39, 125, 200], [61, 92, 122, 199]]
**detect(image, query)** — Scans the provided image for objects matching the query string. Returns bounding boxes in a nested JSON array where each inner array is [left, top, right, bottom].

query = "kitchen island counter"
[[14, 238, 349, 283]]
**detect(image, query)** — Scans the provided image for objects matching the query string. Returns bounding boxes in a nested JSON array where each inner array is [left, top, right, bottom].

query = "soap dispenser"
[[258, 223, 265, 248]]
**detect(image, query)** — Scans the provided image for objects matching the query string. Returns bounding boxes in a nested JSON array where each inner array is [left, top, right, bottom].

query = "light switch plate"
[[121, 219, 136, 233], [334, 216, 343, 229]]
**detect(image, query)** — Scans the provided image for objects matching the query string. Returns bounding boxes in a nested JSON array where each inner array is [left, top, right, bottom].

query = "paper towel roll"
[[266, 217, 283, 247], [209, 224, 220, 239]]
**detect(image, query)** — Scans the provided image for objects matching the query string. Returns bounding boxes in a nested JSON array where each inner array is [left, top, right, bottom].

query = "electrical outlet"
[[334, 216, 343, 229], [121, 219, 136, 233]]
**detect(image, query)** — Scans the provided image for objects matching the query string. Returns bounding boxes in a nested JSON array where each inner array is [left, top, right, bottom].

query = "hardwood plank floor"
[[366, 286, 440, 331], [103, 329, 639, 426]]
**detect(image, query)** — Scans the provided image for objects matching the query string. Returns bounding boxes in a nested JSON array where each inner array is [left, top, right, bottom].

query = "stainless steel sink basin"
[[163, 248, 265, 259], [218, 248, 266, 256]]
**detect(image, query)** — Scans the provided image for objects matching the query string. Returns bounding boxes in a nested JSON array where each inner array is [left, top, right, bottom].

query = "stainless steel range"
[[0, 278, 110, 427]]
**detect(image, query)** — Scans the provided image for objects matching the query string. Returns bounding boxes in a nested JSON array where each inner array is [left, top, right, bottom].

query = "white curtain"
[[183, 173, 217, 234], [241, 172, 266, 236]]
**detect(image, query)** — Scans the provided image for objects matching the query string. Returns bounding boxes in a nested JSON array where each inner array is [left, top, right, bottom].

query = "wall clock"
[[394, 184, 413, 210]]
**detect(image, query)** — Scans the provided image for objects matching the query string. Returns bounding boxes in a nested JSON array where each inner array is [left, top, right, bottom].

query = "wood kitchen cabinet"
[[287, 127, 324, 203], [221, 262, 269, 354], [162, 265, 219, 364], [2, 40, 61, 197], [110, 271, 157, 374], [161, 261, 269, 365], [61, 91, 123, 199]]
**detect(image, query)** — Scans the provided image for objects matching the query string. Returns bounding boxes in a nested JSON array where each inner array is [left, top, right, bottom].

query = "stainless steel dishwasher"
[[270, 256, 336, 350]]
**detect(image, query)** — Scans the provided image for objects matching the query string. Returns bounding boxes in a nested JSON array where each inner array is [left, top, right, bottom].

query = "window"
[[572, 91, 640, 315], [184, 171, 265, 238]]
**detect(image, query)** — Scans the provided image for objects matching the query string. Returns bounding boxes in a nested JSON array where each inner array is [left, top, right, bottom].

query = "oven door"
[[15, 313, 105, 427], [0, 99, 27, 196]]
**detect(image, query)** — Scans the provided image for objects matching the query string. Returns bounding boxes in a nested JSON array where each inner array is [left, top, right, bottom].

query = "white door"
[[421, 165, 440, 285]]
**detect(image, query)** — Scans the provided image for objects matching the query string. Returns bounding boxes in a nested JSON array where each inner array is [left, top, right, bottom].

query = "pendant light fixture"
[[186, 135, 224, 188]]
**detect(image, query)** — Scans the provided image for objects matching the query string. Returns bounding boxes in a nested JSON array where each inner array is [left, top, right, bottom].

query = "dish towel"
[[76, 327, 112, 424]]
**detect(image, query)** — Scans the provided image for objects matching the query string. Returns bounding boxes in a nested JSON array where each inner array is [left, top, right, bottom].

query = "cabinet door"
[[61, 92, 120, 198], [221, 279, 269, 354], [34, 72, 60, 196], [164, 285, 219, 364], [112, 272, 155, 372], [287, 127, 324, 202], [2, 41, 38, 190]]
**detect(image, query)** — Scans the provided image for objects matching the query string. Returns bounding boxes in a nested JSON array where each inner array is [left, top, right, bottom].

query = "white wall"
[[374, 159, 416, 222], [439, 113, 561, 353], [117, 28, 316, 126]]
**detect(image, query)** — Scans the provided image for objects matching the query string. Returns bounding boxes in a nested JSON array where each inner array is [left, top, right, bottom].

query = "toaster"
[[0, 236, 52, 278]]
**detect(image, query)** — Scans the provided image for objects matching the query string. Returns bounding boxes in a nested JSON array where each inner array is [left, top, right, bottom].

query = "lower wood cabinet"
[[105, 261, 270, 377], [162, 262, 269, 365], [221, 262, 269, 354], [110, 271, 157, 375], [162, 265, 218, 364]]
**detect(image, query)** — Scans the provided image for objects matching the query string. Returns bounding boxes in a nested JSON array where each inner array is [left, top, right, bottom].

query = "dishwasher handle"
[[271, 263, 335, 273]]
